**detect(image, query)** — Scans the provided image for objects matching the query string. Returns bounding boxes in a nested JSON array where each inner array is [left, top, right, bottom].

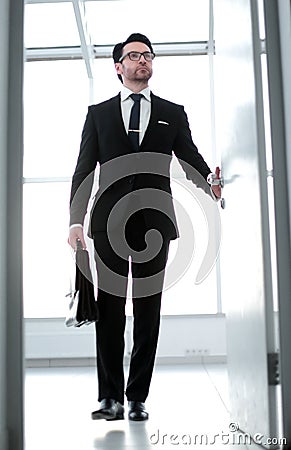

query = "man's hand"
[[211, 166, 222, 199], [68, 226, 87, 250]]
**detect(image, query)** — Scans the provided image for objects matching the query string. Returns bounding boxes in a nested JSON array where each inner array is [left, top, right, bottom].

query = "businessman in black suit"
[[69, 33, 221, 421]]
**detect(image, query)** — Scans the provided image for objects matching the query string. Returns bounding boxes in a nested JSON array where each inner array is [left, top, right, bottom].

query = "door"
[[213, 0, 279, 446]]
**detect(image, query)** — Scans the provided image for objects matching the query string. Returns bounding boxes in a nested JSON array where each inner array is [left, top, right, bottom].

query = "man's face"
[[115, 42, 153, 84]]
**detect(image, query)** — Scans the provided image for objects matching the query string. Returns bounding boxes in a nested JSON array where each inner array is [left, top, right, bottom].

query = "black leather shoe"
[[91, 399, 124, 421], [128, 401, 149, 421]]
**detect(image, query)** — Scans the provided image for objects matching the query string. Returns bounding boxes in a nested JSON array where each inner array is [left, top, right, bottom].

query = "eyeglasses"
[[119, 51, 155, 63]]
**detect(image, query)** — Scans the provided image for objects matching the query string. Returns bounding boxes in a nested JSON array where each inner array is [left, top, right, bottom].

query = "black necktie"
[[128, 93, 142, 152]]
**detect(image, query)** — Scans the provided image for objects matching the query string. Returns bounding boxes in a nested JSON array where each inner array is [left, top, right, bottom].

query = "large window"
[[24, 0, 219, 318]]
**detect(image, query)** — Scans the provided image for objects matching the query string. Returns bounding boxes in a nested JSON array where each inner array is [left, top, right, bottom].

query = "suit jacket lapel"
[[112, 93, 128, 140]]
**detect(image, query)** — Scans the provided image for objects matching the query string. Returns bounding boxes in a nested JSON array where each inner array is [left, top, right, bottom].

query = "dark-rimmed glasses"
[[119, 51, 155, 63]]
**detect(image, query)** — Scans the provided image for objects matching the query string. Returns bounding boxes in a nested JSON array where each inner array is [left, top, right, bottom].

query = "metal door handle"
[[207, 172, 224, 188]]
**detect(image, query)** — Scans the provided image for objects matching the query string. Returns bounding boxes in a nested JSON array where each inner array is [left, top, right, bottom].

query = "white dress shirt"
[[70, 87, 152, 230], [120, 85, 151, 144]]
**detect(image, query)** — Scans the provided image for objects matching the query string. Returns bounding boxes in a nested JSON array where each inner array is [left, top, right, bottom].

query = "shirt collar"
[[120, 85, 151, 102]]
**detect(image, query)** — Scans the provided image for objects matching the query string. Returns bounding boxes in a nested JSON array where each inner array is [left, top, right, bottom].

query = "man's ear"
[[115, 62, 123, 76]]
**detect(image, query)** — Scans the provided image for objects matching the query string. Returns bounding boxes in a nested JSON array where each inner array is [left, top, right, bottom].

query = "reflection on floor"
[[25, 363, 247, 450]]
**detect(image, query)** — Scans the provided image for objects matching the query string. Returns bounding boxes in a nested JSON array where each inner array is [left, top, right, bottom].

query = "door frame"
[[264, 0, 291, 443]]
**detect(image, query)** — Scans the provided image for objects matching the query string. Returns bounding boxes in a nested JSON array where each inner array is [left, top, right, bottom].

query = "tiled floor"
[[25, 363, 247, 450]]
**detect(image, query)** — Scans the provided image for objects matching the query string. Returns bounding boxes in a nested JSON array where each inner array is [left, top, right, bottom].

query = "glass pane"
[[151, 56, 212, 163], [161, 181, 217, 315], [86, 0, 209, 44], [24, 60, 89, 178], [92, 58, 121, 102], [24, 3, 80, 48], [23, 182, 72, 318]]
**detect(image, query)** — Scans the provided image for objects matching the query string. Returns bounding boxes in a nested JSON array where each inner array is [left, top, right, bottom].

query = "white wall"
[[25, 315, 227, 364]]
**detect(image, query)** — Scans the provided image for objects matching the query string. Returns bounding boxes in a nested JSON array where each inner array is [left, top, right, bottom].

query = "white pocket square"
[[158, 120, 169, 125]]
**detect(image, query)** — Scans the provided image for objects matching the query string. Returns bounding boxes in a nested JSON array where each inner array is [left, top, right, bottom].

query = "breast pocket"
[[154, 121, 177, 151]]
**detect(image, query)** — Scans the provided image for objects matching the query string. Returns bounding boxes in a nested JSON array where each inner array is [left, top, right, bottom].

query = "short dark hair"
[[112, 33, 153, 83]]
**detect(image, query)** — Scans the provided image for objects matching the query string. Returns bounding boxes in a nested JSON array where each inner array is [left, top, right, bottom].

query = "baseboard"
[[25, 354, 227, 368], [155, 355, 227, 365]]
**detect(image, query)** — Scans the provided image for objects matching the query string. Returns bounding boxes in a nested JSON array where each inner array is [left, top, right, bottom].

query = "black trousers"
[[93, 212, 170, 405]]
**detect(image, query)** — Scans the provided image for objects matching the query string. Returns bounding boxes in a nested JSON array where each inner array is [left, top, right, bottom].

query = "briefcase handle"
[[76, 239, 83, 251]]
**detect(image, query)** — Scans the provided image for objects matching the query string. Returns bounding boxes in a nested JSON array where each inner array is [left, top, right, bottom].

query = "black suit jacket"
[[70, 92, 213, 240]]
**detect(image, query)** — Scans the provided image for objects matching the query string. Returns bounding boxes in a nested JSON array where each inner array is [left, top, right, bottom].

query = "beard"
[[134, 67, 152, 81], [121, 63, 153, 85]]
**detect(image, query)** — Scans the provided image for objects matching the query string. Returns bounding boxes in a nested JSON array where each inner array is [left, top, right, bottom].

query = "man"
[[68, 33, 221, 422]]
